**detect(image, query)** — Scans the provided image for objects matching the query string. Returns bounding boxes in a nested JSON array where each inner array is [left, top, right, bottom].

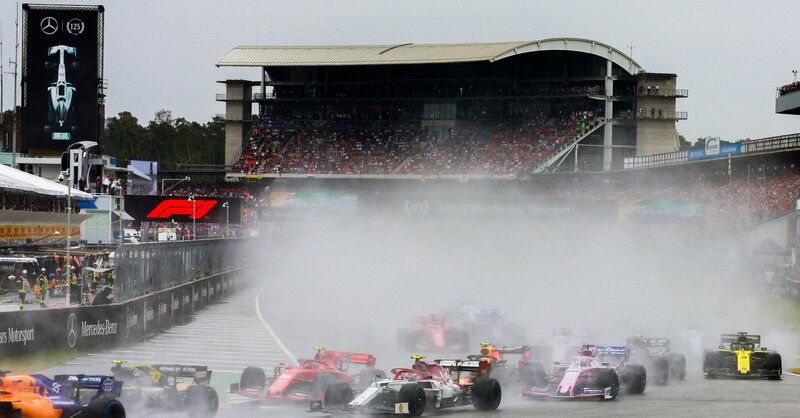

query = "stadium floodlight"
[[187, 194, 196, 240], [59, 169, 73, 306], [222, 202, 230, 238]]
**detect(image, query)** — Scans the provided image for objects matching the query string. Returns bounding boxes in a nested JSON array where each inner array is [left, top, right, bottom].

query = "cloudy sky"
[[0, 0, 797, 142]]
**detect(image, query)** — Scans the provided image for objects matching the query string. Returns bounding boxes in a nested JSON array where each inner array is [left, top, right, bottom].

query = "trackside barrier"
[[114, 238, 250, 302], [0, 267, 251, 357]]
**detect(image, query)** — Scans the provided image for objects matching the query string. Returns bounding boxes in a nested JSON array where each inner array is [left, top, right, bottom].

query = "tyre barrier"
[[0, 268, 249, 357]]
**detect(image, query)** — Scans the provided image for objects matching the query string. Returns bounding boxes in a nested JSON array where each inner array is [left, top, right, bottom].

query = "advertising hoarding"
[[124, 195, 242, 224], [22, 4, 104, 150]]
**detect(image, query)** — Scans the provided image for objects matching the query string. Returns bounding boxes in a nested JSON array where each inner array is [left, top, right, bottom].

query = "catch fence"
[[114, 238, 248, 301]]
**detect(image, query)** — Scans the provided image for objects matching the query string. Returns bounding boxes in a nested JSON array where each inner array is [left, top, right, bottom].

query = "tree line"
[[1, 109, 225, 170], [104, 110, 225, 169]]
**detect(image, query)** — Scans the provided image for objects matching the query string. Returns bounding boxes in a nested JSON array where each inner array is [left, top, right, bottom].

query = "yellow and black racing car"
[[703, 332, 782, 380], [110, 360, 219, 416]]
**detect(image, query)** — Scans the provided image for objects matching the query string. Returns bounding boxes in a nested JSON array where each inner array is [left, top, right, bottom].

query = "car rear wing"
[[495, 345, 530, 355], [626, 337, 670, 348], [151, 364, 212, 383], [435, 359, 490, 376], [51, 374, 123, 397], [317, 351, 377, 368], [721, 333, 760, 344], [411, 315, 445, 327], [595, 346, 627, 357]]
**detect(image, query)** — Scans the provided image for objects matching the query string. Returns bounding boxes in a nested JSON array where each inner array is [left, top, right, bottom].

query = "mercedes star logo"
[[40, 17, 58, 35], [67, 313, 78, 347]]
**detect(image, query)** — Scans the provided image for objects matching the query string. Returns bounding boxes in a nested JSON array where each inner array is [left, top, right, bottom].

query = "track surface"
[[41, 286, 800, 417]]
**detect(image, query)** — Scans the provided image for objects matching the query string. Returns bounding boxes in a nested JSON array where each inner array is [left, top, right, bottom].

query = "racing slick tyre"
[[652, 357, 670, 386], [703, 351, 721, 379], [240, 366, 266, 389], [83, 396, 126, 418], [520, 362, 549, 388], [311, 373, 339, 398], [398, 383, 426, 416], [324, 382, 354, 411], [357, 368, 387, 386], [186, 385, 219, 417], [595, 369, 620, 401], [765, 353, 783, 380], [621, 364, 647, 394], [471, 377, 502, 411], [667, 353, 686, 380]]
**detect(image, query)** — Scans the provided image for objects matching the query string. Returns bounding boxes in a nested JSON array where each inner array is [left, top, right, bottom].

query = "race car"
[[312, 355, 501, 416], [522, 344, 647, 400], [703, 332, 782, 379], [626, 335, 686, 385], [231, 346, 384, 402], [467, 343, 548, 389], [530, 328, 591, 364], [397, 315, 470, 352], [0, 370, 125, 417], [110, 361, 218, 416]]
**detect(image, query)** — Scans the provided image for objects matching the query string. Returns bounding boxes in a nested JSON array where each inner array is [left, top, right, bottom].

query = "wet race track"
[[43, 285, 800, 417]]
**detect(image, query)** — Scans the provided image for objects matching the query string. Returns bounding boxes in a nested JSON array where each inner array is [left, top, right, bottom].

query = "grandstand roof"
[[0, 163, 92, 200], [217, 38, 643, 74]]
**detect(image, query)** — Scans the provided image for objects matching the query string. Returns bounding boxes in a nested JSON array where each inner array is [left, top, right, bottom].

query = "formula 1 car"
[[231, 346, 384, 402], [703, 332, 782, 379], [522, 345, 647, 400], [311, 355, 501, 416], [468, 343, 548, 389], [397, 315, 470, 352], [0, 370, 125, 417], [626, 335, 686, 385], [530, 328, 591, 364], [110, 361, 218, 416]]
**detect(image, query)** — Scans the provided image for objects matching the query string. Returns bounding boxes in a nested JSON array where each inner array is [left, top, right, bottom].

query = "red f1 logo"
[[146, 199, 219, 219]]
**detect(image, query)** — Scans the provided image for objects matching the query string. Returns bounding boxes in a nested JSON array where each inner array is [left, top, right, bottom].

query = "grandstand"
[[216, 39, 687, 178]]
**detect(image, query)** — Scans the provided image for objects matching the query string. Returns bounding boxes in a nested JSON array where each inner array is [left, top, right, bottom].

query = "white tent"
[[0, 163, 93, 200]]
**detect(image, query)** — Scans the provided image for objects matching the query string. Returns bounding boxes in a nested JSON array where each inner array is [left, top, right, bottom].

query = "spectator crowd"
[[231, 108, 599, 177]]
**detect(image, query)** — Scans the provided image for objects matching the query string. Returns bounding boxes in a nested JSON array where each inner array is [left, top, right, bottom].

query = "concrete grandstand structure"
[[216, 38, 687, 177]]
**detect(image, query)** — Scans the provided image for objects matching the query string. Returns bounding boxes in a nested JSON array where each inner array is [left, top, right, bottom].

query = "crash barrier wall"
[[0, 267, 250, 357], [114, 238, 250, 302]]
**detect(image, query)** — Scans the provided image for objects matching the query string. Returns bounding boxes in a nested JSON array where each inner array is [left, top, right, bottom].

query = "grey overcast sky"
[[1, 0, 798, 142]]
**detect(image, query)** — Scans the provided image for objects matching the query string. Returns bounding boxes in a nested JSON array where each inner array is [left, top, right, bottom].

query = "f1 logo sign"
[[146, 199, 219, 219]]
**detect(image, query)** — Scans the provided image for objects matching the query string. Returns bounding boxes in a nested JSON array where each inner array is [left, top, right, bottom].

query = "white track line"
[[255, 289, 297, 365], [786, 372, 800, 377]]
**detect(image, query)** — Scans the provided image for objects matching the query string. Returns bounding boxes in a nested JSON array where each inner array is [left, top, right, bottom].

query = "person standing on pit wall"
[[13, 275, 26, 310], [36, 268, 48, 307], [20, 269, 30, 288]]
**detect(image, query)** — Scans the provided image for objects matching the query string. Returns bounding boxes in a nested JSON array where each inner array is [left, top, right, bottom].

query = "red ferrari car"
[[397, 315, 470, 352], [231, 346, 384, 402]]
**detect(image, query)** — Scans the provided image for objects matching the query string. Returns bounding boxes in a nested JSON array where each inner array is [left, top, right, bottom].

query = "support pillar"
[[260, 67, 267, 116], [603, 58, 614, 171]]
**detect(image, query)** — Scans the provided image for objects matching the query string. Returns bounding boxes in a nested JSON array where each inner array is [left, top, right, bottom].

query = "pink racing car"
[[522, 345, 646, 400]]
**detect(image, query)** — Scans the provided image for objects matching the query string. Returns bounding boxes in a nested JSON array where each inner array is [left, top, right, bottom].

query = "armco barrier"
[[0, 268, 248, 357]]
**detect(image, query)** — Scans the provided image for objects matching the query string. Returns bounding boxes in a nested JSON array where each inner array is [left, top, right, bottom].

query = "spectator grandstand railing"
[[638, 88, 689, 98], [114, 238, 248, 302], [623, 150, 688, 169], [740, 133, 800, 154], [253, 92, 276, 100], [616, 110, 688, 120], [623, 132, 800, 169]]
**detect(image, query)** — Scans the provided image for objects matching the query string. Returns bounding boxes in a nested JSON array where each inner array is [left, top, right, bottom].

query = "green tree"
[[104, 111, 147, 161]]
